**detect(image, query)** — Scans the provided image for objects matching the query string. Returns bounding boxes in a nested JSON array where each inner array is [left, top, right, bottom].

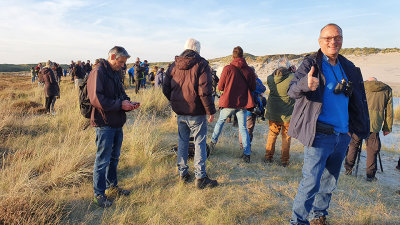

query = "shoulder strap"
[[232, 66, 250, 91]]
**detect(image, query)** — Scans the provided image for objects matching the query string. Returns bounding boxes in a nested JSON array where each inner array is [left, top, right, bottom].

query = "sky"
[[0, 0, 399, 64]]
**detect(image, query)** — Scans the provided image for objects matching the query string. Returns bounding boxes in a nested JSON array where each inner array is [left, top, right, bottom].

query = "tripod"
[[354, 139, 384, 177]]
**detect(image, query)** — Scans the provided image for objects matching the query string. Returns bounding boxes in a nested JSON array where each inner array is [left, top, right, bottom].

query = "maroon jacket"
[[218, 57, 256, 109], [87, 59, 130, 128], [40, 67, 59, 97], [163, 50, 216, 116]]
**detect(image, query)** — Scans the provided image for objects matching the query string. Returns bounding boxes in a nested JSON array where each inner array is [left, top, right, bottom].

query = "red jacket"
[[218, 57, 256, 109]]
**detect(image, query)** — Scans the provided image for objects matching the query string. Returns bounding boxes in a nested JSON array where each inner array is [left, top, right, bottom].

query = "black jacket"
[[287, 49, 370, 146]]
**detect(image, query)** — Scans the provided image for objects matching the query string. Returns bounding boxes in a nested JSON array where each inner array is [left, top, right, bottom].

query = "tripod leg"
[[378, 151, 383, 172], [354, 139, 363, 177]]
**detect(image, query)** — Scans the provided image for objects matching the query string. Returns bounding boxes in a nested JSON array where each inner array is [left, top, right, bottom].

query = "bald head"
[[320, 23, 342, 36], [367, 77, 378, 81]]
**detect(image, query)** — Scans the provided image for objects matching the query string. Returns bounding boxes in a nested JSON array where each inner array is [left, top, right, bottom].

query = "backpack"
[[79, 74, 93, 118], [149, 72, 155, 81]]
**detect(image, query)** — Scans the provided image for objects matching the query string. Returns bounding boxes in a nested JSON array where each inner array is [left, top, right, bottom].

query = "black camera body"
[[334, 79, 352, 97]]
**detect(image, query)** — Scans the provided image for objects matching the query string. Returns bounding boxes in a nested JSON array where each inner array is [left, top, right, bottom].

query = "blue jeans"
[[177, 115, 208, 179], [211, 108, 251, 155], [290, 132, 351, 224], [93, 126, 123, 196]]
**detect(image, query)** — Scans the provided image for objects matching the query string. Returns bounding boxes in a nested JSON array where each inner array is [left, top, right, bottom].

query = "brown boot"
[[310, 216, 329, 225]]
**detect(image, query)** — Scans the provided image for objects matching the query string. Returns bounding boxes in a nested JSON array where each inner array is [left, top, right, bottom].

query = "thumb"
[[308, 66, 315, 78]]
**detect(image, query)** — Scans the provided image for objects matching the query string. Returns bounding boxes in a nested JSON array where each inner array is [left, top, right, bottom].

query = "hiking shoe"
[[366, 176, 378, 182], [310, 216, 329, 225], [107, 186, 131, 196], [281, 162, 289, 167], [207, 141, 216, 155], [241, 154, 250, 163], [93, 195, 113, 208], [195, 176, 218, 189], [345, 168, 352, 176], [179, 172, 191, 183]]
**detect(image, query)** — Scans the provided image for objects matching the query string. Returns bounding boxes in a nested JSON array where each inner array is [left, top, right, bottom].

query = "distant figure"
[[85, 60, 92, 75], [163, 38, 218, 189], [39, 60, 60, 115], [87, 46, 140, 208], [31, 67, 36, 83], [149, 66, 158, 86], [288, 24, 369, 225], [154, 67, 164, 88], [134, 61, 144, 94], [128, 65, 135, 87], [140, 60, 149, 88], [344, 77, 393, 181], [264, 66, 295, 167], [73, 61, 86, 88], [208, 46, 256, 163]]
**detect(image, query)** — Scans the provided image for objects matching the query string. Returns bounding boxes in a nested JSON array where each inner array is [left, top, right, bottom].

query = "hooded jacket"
[[87, 59, 130, 128], [218, 57, 256, 109], [364, 80, 393, 133], [40, 67, 59, 97], [287, 49, 370, 147], [266, 67, 295, 122], [163, 49, 216, 116]]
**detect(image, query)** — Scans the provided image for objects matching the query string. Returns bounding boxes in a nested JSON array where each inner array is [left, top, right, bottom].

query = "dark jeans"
[[344, 132, 380, 178], [45, 96, 56, 112], [93, 126, 123, 196]]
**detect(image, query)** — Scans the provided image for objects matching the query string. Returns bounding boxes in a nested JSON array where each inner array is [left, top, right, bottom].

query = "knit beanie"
[[184, 38, 201, 53]]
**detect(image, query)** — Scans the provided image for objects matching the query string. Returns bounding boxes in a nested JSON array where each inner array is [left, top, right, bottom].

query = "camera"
[[334, 79, 352, 97]]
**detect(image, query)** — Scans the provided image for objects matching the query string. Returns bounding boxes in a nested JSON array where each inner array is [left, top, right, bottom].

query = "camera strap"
[[329, 62, 347, 84]]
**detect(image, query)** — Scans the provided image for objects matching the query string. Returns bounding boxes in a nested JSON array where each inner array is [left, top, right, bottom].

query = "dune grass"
[[0, 74, 399, 224]]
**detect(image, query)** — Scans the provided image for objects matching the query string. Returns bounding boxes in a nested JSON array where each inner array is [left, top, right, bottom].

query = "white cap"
[[184, 38, 201, 53]]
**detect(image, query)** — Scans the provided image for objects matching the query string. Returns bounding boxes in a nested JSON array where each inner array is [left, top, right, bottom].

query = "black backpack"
[[79, 74, 93, 118]]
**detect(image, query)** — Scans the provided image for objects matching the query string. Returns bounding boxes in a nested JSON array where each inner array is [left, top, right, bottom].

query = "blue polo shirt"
[[317, 54, 349, 133]]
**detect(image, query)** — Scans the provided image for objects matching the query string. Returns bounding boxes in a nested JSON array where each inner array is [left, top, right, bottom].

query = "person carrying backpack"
[[87, 46, 140, 208], [264, 66, 295, 167]]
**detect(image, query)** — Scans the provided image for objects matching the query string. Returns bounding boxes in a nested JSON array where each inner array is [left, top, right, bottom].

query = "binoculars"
[[334, 79, 352, 97]]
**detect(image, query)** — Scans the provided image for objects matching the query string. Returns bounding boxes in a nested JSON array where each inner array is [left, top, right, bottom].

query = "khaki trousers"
[[265, 120, 291, 164]]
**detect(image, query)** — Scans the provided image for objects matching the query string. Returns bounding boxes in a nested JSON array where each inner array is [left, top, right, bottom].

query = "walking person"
[[344, 77, 393, 181], [264, 66, 295, 167], [208, 46, 256, 163], [87, 46, 140, 207], [163, 38, 218, 189], [288, 24, 369, 225], [39, 60, 60, 115]]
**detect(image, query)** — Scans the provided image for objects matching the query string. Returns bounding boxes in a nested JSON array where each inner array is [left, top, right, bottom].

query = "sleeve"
[[287, 57, 313, 99], [87, 69, 122, 112], [383, 88, 393, 132], [198, 64, 216, 115], [217, 66, 229, 92], [162, 64, 173, 100]]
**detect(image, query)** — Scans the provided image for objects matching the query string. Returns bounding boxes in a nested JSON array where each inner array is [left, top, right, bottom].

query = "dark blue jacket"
[[287, 49, 370, 147]]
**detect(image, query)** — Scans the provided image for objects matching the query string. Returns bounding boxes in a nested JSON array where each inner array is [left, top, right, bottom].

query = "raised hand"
[[307, 66, 319, 91]]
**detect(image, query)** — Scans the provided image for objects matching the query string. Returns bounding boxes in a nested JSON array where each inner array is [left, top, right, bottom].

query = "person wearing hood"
[[344, 77, 393, 181], [163, 38, 218, 189], [208, 46, 256, 163], [39, 60, 60, 115], [264, 66, 295, 167]]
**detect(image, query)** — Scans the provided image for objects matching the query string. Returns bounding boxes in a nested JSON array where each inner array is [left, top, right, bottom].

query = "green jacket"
[[266, 68, 294, 122], [364, 81, 393, 133]]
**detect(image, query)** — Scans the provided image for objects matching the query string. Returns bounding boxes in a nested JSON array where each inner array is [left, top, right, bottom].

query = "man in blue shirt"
[[288, 24, 369, 225]]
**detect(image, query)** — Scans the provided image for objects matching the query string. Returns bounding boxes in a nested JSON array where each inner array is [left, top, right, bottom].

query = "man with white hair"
[[87, 46, 140, 207], [344, 77, 393, 181], [163, 38, 218, 189]]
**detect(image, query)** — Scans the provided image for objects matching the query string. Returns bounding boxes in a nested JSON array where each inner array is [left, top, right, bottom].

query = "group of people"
[[45, 23, 396, 225], [127, 58, 165, 93]]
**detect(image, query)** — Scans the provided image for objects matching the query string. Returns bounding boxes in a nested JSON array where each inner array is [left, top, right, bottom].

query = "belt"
[[316, 121, 340, 135]]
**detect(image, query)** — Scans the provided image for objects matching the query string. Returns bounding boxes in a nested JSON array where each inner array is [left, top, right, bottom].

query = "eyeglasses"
[[319, 35, 343, 42]]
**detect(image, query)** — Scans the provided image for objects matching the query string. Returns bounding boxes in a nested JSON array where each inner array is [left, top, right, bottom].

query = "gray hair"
[[108, 46, 131, 59], [320, 23, 343, 36]]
